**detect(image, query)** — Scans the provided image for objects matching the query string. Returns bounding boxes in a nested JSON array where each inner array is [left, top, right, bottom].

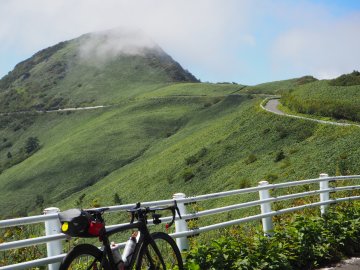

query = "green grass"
[[244, 76, 317, 95], [138, 83, 245, 98], [0, 83, 243, 216], [1, 31, 360, 219], [2, 81, 360, 218], [59, 94, 360, 214], [281, 80, 360, 121]]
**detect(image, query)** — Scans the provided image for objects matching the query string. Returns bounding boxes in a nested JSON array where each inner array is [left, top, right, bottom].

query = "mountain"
[[0, 29, 198, 113], [1, 30, 360, 218]]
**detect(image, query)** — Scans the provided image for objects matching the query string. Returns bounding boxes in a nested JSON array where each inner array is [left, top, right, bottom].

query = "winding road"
[[262, 98, 360, 128], [263, 98, 360, 269]]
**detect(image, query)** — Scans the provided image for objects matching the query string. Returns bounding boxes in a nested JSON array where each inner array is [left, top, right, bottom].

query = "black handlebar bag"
[[58, 209, 104, 237]]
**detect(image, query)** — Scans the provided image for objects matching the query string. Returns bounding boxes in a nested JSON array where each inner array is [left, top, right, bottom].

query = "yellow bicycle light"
[[62, 222, 69, 232]]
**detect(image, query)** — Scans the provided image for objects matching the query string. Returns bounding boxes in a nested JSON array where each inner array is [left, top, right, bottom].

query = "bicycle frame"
[[100, 217, 166, 269]]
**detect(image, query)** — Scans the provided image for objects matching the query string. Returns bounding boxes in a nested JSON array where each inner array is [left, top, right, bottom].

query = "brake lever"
[[166, 200, 183, 229], [129, 202, 141, 224], [174, 200, 182, 219], [166, 207, 176, 229]]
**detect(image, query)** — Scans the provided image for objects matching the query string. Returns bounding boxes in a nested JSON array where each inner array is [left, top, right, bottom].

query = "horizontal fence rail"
[[0, 174, 359, 270]]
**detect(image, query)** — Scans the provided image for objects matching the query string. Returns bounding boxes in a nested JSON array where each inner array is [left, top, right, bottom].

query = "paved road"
[[262, 98, 360, 128], [263, 99, 285, 115], [318, 257, 360, 270]]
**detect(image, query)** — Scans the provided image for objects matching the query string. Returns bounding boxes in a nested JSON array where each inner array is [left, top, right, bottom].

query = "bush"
[[274, 150, 285, 162], [329, 70, 360, 86], [25, 137, 40, 154], [185, 148, 208, 166], [113, 193, 122, 205], [185, 203, 360, 270], [239, 179, 251, 189], [244, 154, 257, 165], [264, 173, 279, 182], [182, 168, 195, 182]]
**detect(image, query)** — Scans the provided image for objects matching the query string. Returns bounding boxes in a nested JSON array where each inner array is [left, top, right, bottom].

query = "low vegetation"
[[329, 70, 360, 86], [185, 202, 360, 270], [281, 71, 360, 122], [244, 76, 317, 95]]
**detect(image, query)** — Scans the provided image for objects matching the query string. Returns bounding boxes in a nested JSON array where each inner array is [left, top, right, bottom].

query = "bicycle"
[[58, 202, 184, 270]]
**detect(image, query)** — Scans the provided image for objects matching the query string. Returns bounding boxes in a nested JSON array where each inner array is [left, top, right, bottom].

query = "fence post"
[[258, 181, 274, 236], [44, 207, 62, 270], [173, 193, 189, 251], [319, 173, 330, 216]]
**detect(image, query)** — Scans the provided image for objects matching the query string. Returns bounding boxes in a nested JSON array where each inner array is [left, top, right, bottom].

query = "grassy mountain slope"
[[2, 83, 360, 217], [245, 76, 317, 95], [281, 72, 360, 122], [0, 31, 197, 113], [4, 81, 359, 217], [0, 82, 246, 217], [58, 94, 360, 212], [1, 31, 359, 219]]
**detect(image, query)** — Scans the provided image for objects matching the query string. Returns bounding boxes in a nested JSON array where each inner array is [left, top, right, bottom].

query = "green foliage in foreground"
[[185, 203, 360, 270], [0, 224, 45, 268]]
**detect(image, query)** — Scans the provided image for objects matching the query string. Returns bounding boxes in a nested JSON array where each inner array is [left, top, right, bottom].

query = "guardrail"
[[1, 173, 360, 270]]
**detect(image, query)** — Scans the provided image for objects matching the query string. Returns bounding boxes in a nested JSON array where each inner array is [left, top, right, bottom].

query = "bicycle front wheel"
[[60, 243, 110, 270], [136, 232, 183, 270]]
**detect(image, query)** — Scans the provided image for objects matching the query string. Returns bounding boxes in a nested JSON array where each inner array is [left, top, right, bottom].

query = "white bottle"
[[122, 236, 136, 266], [111, 242, 125, 270]]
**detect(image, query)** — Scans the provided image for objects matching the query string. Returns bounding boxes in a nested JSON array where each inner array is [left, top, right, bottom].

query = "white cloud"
[[1, 0, 359, 83], [78, 28, 158, 66], [272, 13, 360, 79], [0, 0, 260, 81]]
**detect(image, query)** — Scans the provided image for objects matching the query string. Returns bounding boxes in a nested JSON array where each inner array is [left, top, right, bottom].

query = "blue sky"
[[0, 0, 359, 85]]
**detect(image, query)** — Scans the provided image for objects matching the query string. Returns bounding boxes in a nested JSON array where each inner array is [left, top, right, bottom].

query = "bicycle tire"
[[136, 232, 183, 270], [59, 243, 110, 270]]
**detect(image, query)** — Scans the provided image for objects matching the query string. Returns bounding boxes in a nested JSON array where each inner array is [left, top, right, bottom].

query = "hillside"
[[244, 76, 317, 95], [281, 71, 360, 122], [0, 29, 198, 113], [1, 31, 360, 218]]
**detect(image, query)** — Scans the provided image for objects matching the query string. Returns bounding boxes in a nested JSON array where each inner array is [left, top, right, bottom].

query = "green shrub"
[[239, 179, 251, 189], [185, 203, 360, 270], [329, 70, 360, 86], [274, 150, 285, 162], [244, 154, 257, 165], [25, 137, 40, 154], [264, 173, 279, 182], [182, 168, 195, 182], [296, 76, 318, 85], [185, 148, 208, 166]]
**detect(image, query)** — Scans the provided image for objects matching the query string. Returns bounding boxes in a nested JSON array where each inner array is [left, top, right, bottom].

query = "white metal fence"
[[1, 173, 360, 270]]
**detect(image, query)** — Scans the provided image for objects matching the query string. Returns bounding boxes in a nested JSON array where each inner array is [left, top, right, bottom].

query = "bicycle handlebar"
[[82, 201, 181, 229], [127, 201, 181, 228]]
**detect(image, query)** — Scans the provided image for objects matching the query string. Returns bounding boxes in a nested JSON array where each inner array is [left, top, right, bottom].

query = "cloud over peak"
[[78, 28, 159, 65]]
